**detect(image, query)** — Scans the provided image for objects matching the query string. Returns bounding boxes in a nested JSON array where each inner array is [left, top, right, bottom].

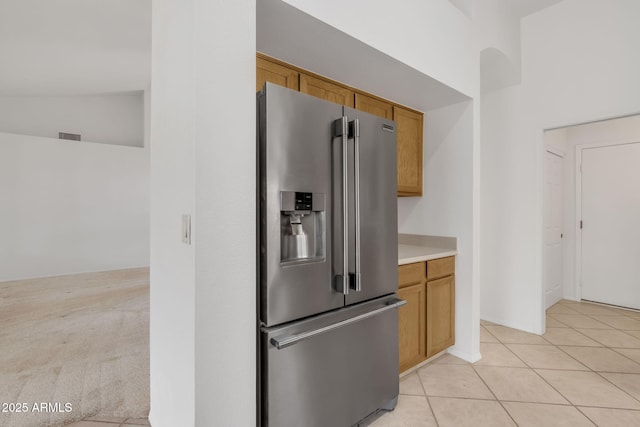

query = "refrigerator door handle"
[[333, 117, 349, 295], [269, 298, 407, 350], [351, 119, 362, 292]]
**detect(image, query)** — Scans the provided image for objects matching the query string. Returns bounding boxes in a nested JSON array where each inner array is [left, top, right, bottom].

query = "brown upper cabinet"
[[256, 53, 423, 197], [300, 74, 355, 108], [394, 106, 423, 197], [256, 55, 299, 92], [354, 93, 393, 119]]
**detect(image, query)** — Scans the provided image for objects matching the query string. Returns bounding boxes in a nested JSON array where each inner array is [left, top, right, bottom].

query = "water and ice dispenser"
[[280, 191, 325, 263]]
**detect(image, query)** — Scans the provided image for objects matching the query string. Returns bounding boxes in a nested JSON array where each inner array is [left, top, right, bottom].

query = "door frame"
[[543, 148, 564, 309], [574, 138, 640, 302]]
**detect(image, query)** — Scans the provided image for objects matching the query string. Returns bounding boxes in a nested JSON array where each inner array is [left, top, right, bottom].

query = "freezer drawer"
[[260, 296, 404, 427]]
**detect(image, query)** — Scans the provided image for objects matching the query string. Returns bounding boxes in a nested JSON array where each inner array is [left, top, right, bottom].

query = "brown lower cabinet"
[[426, 274, 455, 358], [398, 256, 455, 372], [398, 263, 427, 372]]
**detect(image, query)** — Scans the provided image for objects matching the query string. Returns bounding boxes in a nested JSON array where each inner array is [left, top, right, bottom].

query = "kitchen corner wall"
[[480, 0, 640, 333], [397, 99, 479, 362], [149, 0, 255, 426]]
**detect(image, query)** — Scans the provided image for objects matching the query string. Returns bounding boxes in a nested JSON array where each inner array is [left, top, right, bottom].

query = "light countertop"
[[398, 234, 457, 265]]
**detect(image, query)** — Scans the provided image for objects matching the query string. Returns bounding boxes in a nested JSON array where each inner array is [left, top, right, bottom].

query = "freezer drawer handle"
[[270, 298, 407, 350]]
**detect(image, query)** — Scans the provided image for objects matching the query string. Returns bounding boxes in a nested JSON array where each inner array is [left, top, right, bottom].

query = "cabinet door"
[[394, 106, 423, 196], [300, 73, 355, 107], [426, 275, 455, 358], [355, 93, 393, 119], [256, 57, 299, 92], [398, 282, 426, 372]]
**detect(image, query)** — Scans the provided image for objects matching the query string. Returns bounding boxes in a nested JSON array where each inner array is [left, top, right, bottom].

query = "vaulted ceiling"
[[0, 0, 150, 96], [511, 0, 565, 17], [0, 0, 564, 97], [449, 0, 565, 18]]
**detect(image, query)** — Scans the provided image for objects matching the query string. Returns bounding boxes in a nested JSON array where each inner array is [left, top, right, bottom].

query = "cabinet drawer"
[[426, 256, 455, 281], [398, 262, 426, 288]]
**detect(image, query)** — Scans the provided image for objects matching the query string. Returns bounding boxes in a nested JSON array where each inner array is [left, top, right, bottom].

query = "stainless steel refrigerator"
[[257, 83, 404, 427]]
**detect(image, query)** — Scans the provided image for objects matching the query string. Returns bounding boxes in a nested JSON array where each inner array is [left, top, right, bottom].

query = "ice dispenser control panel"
[[280, 191, 324, 213], [280, 191, 325, 263], [295, 192, 312, 210]]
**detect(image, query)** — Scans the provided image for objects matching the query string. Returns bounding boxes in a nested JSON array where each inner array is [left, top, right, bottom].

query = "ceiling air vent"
[[58, 132, 81, 141]]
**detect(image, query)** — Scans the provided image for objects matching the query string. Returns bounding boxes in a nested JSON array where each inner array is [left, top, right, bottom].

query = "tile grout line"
[[549, 309, 640, 410], [423, 396, 441, 427], [545, 323, 606, 347], [609, 346, 640, 365], [549, 315, 633, 420], [552, 316, 640, 372], [576, 300, 640, 317], [480, 325, 499, 342], [590, 369, 640, 406], [486, 327, 579, 411], [469, 361, 521, 426], [486, 309, 640, 421], [546, 306, 640, 410], [574, 405, 602, 426], [582, 310, 640, 337], [414, 370, 440, 427]]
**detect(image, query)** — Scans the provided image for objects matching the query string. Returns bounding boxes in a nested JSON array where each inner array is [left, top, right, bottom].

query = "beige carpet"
[[0, 268, 150, 427]]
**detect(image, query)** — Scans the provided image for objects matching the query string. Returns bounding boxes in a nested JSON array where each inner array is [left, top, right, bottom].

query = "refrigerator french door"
[[258, 83, 402, 427]]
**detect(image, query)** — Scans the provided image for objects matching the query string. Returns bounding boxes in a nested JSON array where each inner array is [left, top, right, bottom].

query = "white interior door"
[[544, 150, 563, 309], [581, 142, 640, 309]]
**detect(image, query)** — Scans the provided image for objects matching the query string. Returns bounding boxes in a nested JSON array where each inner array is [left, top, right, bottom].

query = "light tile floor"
[[371, 299, 640, 427]]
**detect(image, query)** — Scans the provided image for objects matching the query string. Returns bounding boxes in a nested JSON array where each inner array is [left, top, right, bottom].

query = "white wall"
[[474, 0, 521, 67], [398, 100, 480, 361], [448, 0, 472, 18], [0, 132, 149, 282], [149, 0, 255, 425], [475, 0, 522, 94], [565, 115, 640, 145], [193, 0, 255, 425], [480, 0, 640, 333], [0, 93, 144, 147], [544, 127, 567, 153], [281, 0, 476, 98]]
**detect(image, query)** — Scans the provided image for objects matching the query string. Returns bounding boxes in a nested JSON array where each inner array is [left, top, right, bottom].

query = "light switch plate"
[[182, 214, 191, 245]]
